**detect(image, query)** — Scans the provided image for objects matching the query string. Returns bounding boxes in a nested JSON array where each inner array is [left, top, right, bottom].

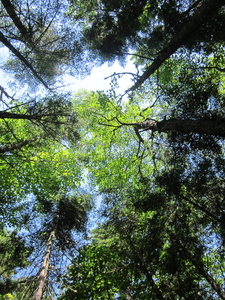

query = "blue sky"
[[0, 45, 136, 97], [63, 59, 136, 95]]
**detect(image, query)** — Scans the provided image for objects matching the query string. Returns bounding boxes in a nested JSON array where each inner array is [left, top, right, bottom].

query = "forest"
[[0, 0, 225, 299]]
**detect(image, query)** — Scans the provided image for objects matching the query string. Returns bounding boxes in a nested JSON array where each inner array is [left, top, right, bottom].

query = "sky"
[[62, 59, 136, 96], [0, 45, 136, 98]]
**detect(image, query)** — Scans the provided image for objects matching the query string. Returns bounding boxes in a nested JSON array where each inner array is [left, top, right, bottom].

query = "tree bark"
[[127, 0, 225, 92], [134, 118, 225, 138], [33, 230, 55, 300]]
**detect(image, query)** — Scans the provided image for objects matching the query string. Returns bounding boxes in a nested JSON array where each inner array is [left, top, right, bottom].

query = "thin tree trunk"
[[127, 0, 225, 92], [134, 118, 225, 138], [33, 230, 55, 300]]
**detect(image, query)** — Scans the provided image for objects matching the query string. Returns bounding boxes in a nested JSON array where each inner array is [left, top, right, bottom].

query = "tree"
[[0, 0, 225, 298], [61, 177, 225, 299], [126, 0, 225, 92], [0, 0, 96, 88], [0, 86, 90, 299], [71, 85, 224, 184], [59, 2, 225, 295], [0, 87, 81, 217], [0, 227, 31, 298], [0, 2, 94, 294], [69, 0, 225, 92], [99, 117, 225, 138], [32, 194, 90, 300], [0, 94, 92, 298], [63, 58, 225, 296]]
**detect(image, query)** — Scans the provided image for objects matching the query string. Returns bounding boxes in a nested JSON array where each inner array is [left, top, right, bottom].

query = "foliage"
[[0, 227, 31, 298], [60, 2, 225, 298], [1, 0, 225, 299], [69, 0, 225, 64], [0, 90, 82, 226], [0, 0, 96, 89], [61, 178, 225, 299]]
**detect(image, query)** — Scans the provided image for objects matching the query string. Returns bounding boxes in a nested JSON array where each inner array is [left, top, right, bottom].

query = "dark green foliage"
[[78, 0, 148, 59], [134, 192, 166, 212], [35, 194, 91, 252], [0, 230, 31, 276], [185, 10, 225, 53], [0, 228, 32, 296], [70, 0, 225, 64], [61, 188, 222, 299]]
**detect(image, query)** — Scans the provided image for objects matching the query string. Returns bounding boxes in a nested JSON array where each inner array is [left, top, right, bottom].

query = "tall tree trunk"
[[127, 0, 225, 92], [33, 230, 55, 300], [134, 118, 225, 138]]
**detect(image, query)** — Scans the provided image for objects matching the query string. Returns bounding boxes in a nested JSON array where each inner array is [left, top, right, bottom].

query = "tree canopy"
[[0, 0, 225, 299]]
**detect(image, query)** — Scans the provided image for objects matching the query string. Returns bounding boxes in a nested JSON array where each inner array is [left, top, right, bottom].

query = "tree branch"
[[1, 0, 32, 43], [179, 242, 225, 300], [0, 137, 38, 154], [100, 117, 225, 140], [134, 118, 225, 138], [0, 30, 50, 89], [127, 0, 225, 92]]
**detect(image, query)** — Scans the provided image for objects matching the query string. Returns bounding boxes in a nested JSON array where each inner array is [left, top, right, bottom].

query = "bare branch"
[[104, 72, 140, 80]]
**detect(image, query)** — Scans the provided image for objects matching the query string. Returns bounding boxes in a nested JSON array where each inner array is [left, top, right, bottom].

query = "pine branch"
[[0, 30, 50, 89]]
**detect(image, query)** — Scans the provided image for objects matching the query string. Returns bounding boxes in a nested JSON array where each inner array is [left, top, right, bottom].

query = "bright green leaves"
[[72, 90, 161, 191], [28, 146, 81, 197], [0, 121, 80, 199], [61, 241, 144, 299], [0, 93, 83, 229], [65, 243, 122, 299]]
